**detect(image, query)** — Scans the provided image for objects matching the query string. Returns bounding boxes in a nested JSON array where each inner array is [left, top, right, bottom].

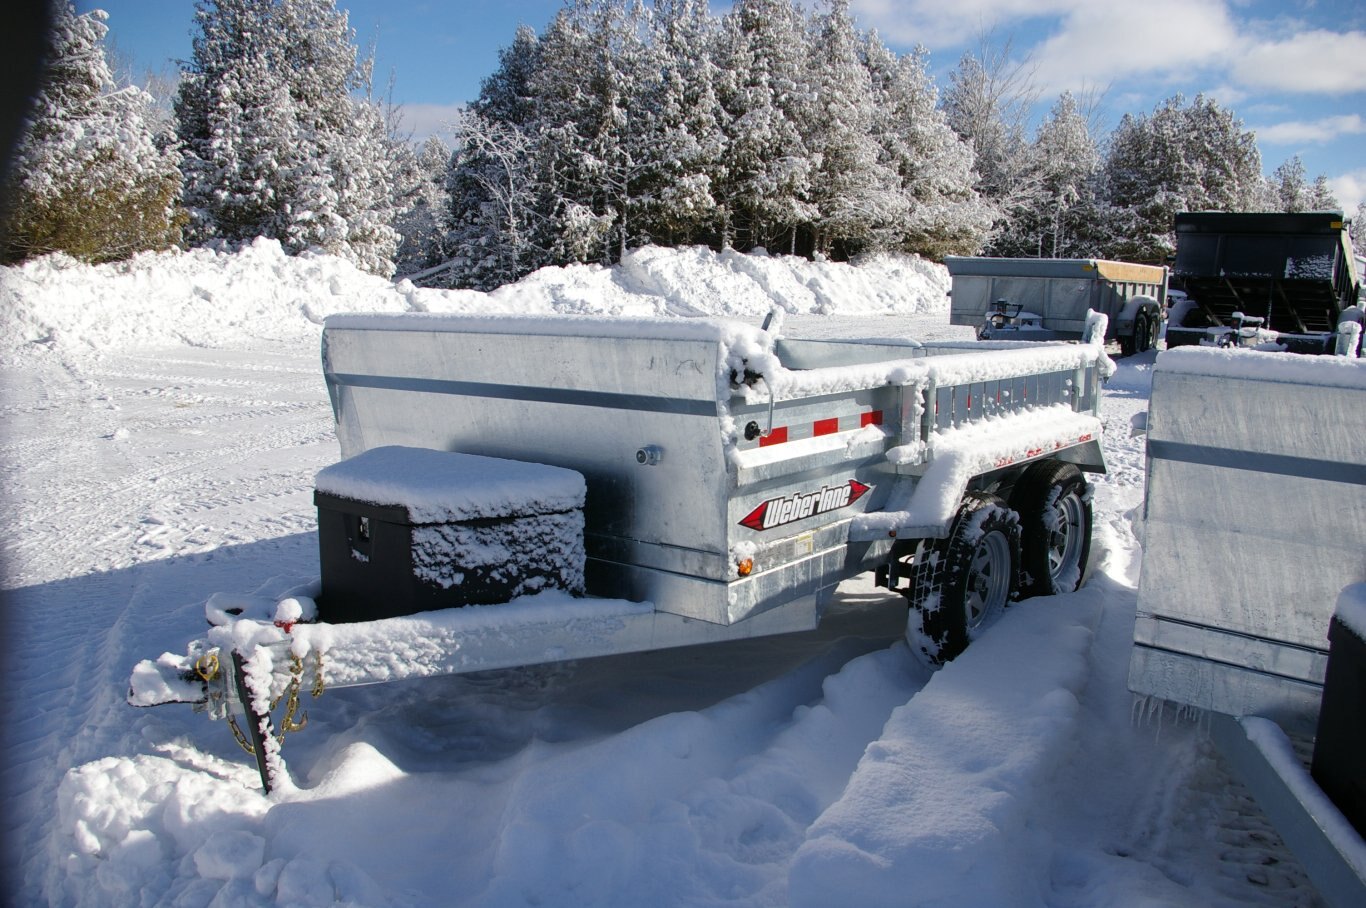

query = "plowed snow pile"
[[0, 239, 949, 358]]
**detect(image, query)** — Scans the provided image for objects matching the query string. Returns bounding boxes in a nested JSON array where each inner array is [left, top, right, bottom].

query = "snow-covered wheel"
[[908, 492, 1019, 664], [1011, 459, 1092, 599]]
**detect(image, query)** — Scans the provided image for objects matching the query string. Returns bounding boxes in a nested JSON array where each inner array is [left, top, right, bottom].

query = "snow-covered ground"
[[0, 244, 1326, 906]]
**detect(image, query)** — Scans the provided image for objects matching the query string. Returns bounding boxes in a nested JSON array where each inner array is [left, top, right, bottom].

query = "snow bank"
[[0, 240, 950, 359], [789, 591, 1102, 907]]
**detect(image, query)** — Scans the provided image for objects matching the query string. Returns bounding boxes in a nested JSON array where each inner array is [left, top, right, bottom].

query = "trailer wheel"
[[1122, 313, 1153, 356], [1011, 460, 1092, 599], [909, 493, 1019, 664]]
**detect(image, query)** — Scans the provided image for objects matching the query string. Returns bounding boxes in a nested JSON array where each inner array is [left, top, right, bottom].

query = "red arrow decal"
[[739, 501, 769, 531]]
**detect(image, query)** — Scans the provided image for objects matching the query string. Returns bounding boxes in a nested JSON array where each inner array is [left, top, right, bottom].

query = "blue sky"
[[79, 0, 1366, 210]]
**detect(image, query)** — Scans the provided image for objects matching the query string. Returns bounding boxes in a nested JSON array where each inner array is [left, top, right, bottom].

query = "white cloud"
[[1328, 170, 1366, 214], [850, 2, 1366, 104], [851, 0, 1074, 48], [395, 102, 466, 143], [850, 1, 1242, 97], [1029, 1, 1238, 95], [1255, 114, 1366, 145], [1230, 30, 1366, 95]]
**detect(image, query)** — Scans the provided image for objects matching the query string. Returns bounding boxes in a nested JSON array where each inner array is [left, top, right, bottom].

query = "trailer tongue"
[[130, 312, 1110, 792]]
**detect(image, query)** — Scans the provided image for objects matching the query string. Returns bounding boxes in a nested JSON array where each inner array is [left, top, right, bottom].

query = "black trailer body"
[[1167, 211, 1362, 353]]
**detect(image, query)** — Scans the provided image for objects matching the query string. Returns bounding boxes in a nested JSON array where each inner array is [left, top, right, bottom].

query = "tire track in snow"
[[3, 350, 335, 587], [1, 346, 331, 902]]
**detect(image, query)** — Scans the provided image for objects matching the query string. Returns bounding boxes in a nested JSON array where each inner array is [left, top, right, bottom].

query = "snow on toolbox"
[[313, 446, 586, 622], [130, 311, 1111, 791]]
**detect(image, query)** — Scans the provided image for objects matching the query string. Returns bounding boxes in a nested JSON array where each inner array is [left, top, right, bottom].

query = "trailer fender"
[[1117, 295, 1164, 355], [1114, 294, 1163, 333]]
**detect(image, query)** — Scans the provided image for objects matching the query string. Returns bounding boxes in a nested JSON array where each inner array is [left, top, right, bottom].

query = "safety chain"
[[201, 649, 328, 757]]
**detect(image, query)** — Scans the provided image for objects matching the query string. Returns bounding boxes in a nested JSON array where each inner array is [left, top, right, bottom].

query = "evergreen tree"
[[1271, 156, 1308, 212], [440, 0, 995, 284], [1307, 174, 1339, 211], [862, 34, 991, 258], [805, 0, 901, 256], [445, 109, 542, 289], [2, 3, 182, 264], [1101, 94, 1262, 263], [442, 24, 544, 289], [392, 135, 452, 276], [524, 0, 618, 263], [638, 0, 723, 247], [992, 91, 1099, 258], [1351, 202, 1366, 259], [714, 0, 818, 251], [176, 0, 400, 275]]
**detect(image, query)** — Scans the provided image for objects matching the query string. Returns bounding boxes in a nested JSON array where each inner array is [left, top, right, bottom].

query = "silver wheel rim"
[[1048, 491, 1086, 584], [966, 530, 1011, 633]]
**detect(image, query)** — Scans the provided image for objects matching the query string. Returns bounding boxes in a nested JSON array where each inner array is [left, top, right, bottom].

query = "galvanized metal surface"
[[1130, 362, 1366, 728], [323, 314, 1106, 626], [945, 257, 1167, 340], [1210, 714, 1366, 908]]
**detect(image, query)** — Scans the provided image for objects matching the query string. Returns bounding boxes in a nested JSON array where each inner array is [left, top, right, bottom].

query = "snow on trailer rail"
[[130, 311, 1114, 792]]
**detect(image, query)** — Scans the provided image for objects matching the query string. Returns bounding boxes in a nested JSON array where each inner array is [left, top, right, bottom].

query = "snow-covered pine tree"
[[176, 0, 400, 275], [862, 34, 990, 259], [391, 135, 452, 277], [804, 0, 902, 257], [637, 0, 723, 247], [587, 0, 659, 262], [992, 91, 1100, 258], [2, 3, 182, 264], [524, 0, 616, 264], [1101, 94, 1262, 263], [940, 34, 1038, 225], [443, 24, 543, 289], [1271, 156, 1309, 212], [714, 0, 818, 252], [1307, 174, 1340, 211], [445, 108, 541, 289]]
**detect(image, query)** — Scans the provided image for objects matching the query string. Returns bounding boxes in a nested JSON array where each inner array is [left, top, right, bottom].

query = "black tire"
[[1010, 460, 1092, 599], [909, 492, 1019, 664], [1138, 313, 1154, 353], [1124, 313, 1150, 355]]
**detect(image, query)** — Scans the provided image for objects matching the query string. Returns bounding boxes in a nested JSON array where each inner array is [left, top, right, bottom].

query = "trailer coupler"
[[128, 629, 326, 794]]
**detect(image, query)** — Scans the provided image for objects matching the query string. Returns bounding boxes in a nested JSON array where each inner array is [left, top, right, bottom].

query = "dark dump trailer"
[[1166, 211, 1362, 353]]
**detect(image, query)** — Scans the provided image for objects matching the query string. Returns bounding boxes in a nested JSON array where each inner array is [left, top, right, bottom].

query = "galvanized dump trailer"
[[1130, 346, 1366, 906], [132, 313, 1112, 791], [946, 256, 1168, 355], [1166, 211, 1362, 353]]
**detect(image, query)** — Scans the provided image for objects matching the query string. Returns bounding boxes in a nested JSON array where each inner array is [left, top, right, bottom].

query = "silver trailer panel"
[[946, 257, 1168, 341], [323, 314, 1107, 627], [1129, 348, 1366, 732]]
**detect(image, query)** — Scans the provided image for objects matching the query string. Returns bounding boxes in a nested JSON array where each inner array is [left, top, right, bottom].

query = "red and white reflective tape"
[[992, 432, 1095, 469], [759, 410, 884, 448]]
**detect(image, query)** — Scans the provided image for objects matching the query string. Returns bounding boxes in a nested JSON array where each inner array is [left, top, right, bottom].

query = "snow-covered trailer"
[[1128, 346, 1366, 906], [131, 313, 1112, 791], [946, 256, 1168, 356], [1165, 211, 1362, 354]]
